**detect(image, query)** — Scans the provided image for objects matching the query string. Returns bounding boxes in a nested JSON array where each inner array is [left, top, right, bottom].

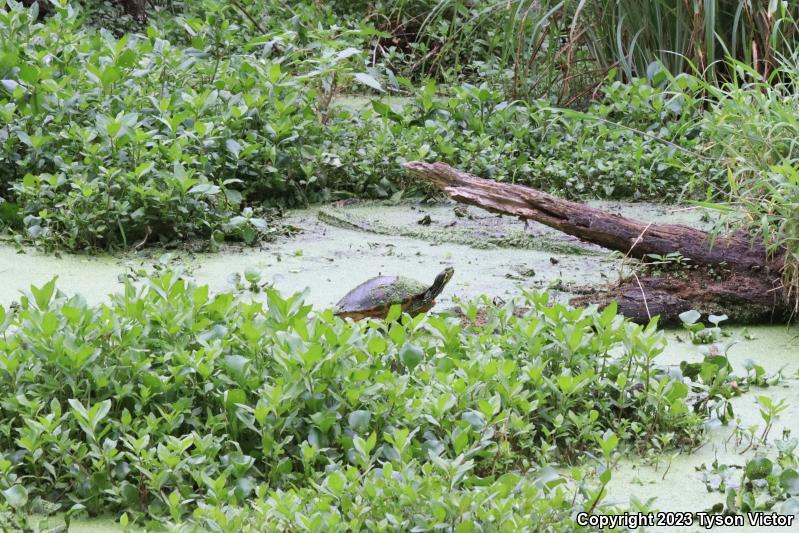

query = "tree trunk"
[[404, 161, 790, 324]]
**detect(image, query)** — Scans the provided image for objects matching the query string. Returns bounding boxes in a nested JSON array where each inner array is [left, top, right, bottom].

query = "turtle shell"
[[335, 276, 429, 320]]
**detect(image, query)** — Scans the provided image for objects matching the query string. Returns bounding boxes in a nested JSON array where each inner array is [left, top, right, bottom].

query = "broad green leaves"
[[0, 0, 714, 252], [2, 485, 28, 509], [68, 399, 112, 439], [353, 72, 384, 92], [0, 272, 712, 528], [399, 342, 424, 369], [347, 410, 371, 433], [30, 277, 57, 310]]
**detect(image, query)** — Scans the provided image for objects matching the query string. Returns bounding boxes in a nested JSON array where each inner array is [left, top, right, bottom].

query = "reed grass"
[[416, 0, 799, 100]]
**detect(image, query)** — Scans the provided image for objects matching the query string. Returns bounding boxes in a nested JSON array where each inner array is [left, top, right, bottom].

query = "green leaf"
[[225, 388, 248, 411], [745, 457, 773, 480], [688, 200, 735, 213], [353, 432, 377, 457], [326, 471, 346, 495], [336, 47, 361, 61], [189, 183, 220, 196], [101, 67, 122, 89], [385, 303, 402, 322], [399, 343, 424, 370], [225, 355, 249, 377], [371, 101, 403, 122], [3, 485, 28, 509], [678, 309, 701, 325], [224, 188, 243, 205], [19, 64, 39, 84], [134, 162, 154, 178], [89, 399, 112, 429], [254, 400, 269, 426], [462, 411, 485, 429], [116, 49, 138, 68], [348, 410, 371, 433], [366, 335, 386, 355], [598, 431, 619, 457], [781, 469, 799, 495], [354, 73, 384, 92], [31, 277, 57, 309], [708, 314, 728, 326], [268, 63, 281, 83], [41, 311, 58, 336], [193, 285, 209, 306], [226, 139, 243, 158], [1, 79, 19, 92]]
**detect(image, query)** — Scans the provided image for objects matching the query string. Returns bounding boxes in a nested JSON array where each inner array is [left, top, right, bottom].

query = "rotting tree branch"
[[404, 161, 790, 324]]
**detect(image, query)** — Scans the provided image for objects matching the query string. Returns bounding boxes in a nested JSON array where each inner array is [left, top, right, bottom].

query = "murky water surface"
[[609, 326, 798, 531], [0, 200, 707, 308]]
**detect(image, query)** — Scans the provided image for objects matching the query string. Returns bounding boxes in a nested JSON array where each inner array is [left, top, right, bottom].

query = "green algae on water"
[[317, 207, 598, 256]]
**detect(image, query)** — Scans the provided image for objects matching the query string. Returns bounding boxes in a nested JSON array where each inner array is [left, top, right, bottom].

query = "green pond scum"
[[317, 207, 598, 256]]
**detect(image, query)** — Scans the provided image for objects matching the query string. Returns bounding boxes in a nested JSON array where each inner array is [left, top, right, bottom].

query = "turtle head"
[[436, 267, 454, 287], [426, 267, 454, 300]]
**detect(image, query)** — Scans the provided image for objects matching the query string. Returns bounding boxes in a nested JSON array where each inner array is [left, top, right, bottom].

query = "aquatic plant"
[[679, 57, 799, 313], [0, 272, 708, 528], [0, 1, 712, 251], [344, 0, 795, 105], [698, 430, 799, 517], [0, 1, 374, 249]]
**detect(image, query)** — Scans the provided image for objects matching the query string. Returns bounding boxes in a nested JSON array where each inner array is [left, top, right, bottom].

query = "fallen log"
[[404, 161, 790, 324]]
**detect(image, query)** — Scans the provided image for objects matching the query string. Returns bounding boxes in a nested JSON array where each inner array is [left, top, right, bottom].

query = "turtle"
[[334, 267, 454, 320]]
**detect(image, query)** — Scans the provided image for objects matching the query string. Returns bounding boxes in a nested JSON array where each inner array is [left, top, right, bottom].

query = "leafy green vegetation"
[[1, 0, 797, 529], [0, 1, 373, 249], [698, 430, 799, 516], [682, 58, 799, 312], [72, 1, 799, 97], [0, 272, 709, 528], [0, 0, 715, 251], [366, 77, 710, 198]]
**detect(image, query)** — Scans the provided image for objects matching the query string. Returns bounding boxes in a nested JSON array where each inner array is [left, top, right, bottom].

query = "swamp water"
[[0, 200, 704, 308], [608, 326, 798, 532], [4, 200, 796, 532]]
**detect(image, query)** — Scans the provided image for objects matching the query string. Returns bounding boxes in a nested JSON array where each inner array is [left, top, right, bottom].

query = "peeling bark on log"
[[570, 271, 786, 325], [405, 161, 790, 324]]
